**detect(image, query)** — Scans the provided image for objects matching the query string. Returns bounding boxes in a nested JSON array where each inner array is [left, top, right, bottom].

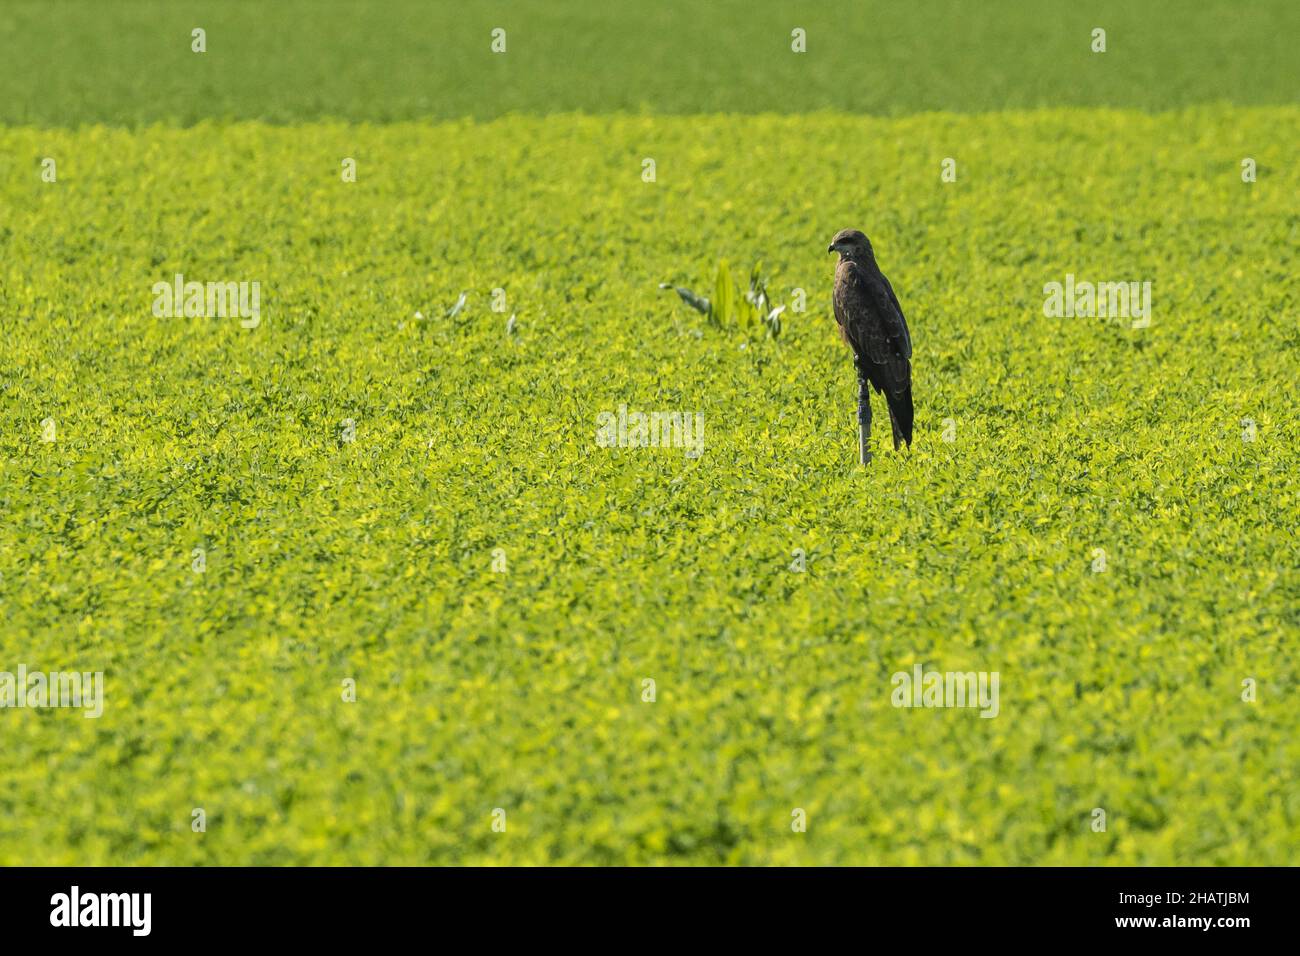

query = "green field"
[[1, 0, 1297, 123], [0, 3, 1297, 866]]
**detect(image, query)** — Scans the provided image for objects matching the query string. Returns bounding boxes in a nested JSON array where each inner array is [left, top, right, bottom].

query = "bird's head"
[[828, 229, 873, 261]]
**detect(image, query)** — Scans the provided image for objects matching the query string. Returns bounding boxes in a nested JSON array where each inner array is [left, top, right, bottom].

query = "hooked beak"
[[827, 243, 838, 254]]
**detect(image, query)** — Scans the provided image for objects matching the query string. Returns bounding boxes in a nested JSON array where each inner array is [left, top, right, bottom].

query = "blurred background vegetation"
[[0, 0, 1296, 126]]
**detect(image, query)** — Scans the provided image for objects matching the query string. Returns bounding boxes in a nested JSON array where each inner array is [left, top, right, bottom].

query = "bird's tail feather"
[[887, 389, 913, 450]]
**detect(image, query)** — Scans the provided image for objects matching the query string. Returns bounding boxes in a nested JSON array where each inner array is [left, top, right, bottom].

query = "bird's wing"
[[843, 262, 911, 363], [880, 274, 912, 359]]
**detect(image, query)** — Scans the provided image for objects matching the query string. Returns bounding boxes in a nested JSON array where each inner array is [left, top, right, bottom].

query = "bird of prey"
[[828, 228, 913, 465]]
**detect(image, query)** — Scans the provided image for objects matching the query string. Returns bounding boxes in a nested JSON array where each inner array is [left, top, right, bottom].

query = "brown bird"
[[828, 228, 913, 465]]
